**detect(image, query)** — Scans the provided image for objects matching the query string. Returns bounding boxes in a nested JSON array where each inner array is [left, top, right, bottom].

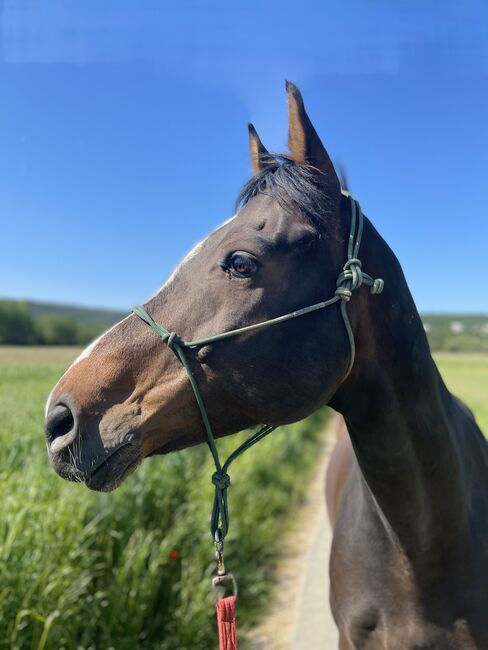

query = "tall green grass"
[[0, 356, 328, 649], [1, 349, 485, 649]]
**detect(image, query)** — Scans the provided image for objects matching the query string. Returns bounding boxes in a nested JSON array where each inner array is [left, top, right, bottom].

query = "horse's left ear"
[[248, 123, 276, 175], [286, 81, 341, 198]]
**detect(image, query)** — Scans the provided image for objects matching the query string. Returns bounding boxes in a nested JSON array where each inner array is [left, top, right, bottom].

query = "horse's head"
[[44, 82, 357, 491]]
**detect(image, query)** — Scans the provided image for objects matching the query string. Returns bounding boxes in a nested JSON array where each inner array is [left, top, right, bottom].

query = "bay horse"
[[45, 82, 488, 649]]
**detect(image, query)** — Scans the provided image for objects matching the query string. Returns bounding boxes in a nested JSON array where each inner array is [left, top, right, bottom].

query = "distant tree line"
[[0, 301, 104, 345], [1, 300, 487, 351], [422, 314, 488, 353], [427, 332, 488, 353]]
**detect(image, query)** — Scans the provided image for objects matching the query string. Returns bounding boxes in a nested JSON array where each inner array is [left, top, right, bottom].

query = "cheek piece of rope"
[[133, 193, 383, 649]]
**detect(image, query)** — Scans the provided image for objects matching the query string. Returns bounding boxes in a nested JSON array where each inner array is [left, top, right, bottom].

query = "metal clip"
[[212, 531, 238, 597], [212, 571, 238, 597], [215, 539, 226, 576]]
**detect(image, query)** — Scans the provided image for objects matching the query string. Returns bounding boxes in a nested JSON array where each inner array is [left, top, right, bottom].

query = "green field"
[[0, 347, 328, 650], [435, 353, 488, 433], [0, 348, 486, 650]]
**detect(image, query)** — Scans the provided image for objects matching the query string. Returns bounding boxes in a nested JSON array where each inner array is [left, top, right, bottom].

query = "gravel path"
[[291, 509, 338, 649], [246, 424, 339, 649]]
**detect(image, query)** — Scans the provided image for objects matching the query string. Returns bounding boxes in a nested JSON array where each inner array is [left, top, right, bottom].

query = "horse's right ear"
[[248, 123, 276, 175], [286, 81, 341, 200]]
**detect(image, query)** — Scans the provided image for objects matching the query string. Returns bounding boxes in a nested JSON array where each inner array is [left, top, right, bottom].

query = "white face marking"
[[45, 386, 56, 417], [44, 213, 238, 417], [150, 213, 237, 298], [44, 314, 132, 416], [150, 238, 205, 298], [71, 314, 133, 367], [217, 213, 237, 229]]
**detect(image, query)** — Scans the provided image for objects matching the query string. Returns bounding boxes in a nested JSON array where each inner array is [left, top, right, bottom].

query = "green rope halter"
[[133, 193, 383, 545]]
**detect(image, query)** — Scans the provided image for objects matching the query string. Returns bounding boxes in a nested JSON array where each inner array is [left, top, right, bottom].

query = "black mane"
[[237, 155, 336, 228]]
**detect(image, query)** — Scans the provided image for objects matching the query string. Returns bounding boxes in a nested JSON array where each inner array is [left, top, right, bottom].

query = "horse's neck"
[[330, 218, 469, 560]]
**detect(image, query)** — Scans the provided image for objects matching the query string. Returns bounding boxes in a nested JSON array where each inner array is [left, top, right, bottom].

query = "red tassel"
[[216, 595, 237, 650]]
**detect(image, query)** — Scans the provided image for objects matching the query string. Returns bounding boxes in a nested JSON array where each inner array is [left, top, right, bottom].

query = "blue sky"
[[0, 1, 487, 312]]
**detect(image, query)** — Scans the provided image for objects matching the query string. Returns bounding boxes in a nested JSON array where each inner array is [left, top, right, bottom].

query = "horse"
[[44, 82, 488, 649]]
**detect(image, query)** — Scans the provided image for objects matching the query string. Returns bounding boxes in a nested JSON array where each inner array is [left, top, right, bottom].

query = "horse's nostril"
[[45, 403, 75, 444]]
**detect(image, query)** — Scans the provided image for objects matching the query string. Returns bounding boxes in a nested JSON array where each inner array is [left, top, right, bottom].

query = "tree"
[[0, 301, 36, 344], [35, 314, 80, 345]]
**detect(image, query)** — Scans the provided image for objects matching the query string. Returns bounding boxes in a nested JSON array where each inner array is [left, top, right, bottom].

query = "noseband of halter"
[[133, 193, 383, 546]]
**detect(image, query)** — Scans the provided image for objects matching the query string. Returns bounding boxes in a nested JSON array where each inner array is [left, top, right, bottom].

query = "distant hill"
[[0, 299, 487, 351], [421, 313, 488, 353], [26, 300, 127, 327], [0, 299, 127, 345]]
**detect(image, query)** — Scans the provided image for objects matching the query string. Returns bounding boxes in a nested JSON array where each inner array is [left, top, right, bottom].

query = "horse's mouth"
[[85, 443, 140, 492]]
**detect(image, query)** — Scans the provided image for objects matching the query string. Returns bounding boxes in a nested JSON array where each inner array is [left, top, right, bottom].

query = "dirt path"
[[246, 421, 339, 649]]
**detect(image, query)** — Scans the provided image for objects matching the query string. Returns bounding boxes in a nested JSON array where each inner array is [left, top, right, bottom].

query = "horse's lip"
[[85, 442, 138, 492]]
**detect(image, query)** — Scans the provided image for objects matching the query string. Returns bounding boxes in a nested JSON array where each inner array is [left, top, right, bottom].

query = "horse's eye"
[[229, 253, 258, 278]]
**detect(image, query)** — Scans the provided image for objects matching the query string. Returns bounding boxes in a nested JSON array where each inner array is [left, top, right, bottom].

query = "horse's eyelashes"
[[229, 253, 259, 278]]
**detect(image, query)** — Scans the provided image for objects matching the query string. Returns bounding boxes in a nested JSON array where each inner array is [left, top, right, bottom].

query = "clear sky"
[[1, 1, 487, 312]]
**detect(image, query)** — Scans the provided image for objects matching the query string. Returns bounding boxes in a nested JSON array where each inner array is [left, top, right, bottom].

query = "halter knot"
[[164, 332, 181, 350], [334, 286, 352, 301], [342, 257, 363, 290], [371, 278, 384, 295], [212, 471, 231, 490]]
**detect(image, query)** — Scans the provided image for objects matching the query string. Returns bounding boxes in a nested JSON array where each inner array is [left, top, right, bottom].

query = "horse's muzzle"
[[45, 397, 140, 491], [45, 401, 77, 454]]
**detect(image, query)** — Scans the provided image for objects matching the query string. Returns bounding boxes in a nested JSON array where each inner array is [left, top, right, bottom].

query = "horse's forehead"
[[230, 193, 286, 228], [207, 194, 293, 247], [173, 194, 302, 280]]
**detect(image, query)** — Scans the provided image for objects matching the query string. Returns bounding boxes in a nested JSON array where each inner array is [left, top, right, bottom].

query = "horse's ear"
[[286, 81, 341, 197], [248, 123, 275, 175]]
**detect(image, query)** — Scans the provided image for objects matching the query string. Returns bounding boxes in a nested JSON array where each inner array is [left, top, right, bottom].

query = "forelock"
[[237, 155, 336, 228]]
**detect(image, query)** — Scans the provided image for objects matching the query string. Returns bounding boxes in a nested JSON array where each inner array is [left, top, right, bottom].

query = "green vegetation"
[[0, 301, 124, 346], [423, 314, 488, 353], [27, 301, 126, 327], [0, 339, 486, 648], [0, 301, 37, 344], [436, 353, 488, 433], [0, 347, 328, 649], [1, 300, 487, 351]]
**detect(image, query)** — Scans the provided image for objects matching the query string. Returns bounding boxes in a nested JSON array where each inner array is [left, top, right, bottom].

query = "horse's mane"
[[237, 155, 336, 228]]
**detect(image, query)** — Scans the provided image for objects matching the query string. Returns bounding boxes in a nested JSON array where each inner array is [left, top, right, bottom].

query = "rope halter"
[[132, 193, 383, 547]]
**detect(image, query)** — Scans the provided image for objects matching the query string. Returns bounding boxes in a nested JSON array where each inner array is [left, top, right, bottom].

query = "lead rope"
[[215, 595, 237, 650], [132, 193, 383, 649]]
